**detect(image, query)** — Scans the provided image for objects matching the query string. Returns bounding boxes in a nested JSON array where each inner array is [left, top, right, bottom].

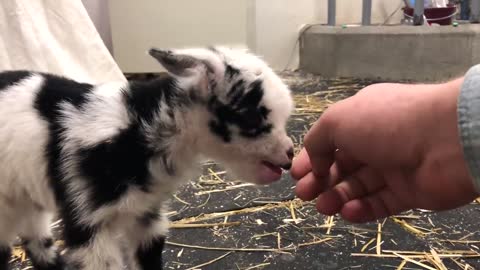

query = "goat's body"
[[0, 46, 295, 270], [0, 71, 201, 270]]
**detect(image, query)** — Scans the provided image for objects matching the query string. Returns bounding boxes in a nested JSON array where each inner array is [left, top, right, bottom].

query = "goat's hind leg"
[[20, 211, 64, 270], [0, 198, 23, 270]]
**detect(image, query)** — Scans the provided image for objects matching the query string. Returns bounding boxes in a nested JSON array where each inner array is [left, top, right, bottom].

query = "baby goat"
[[0, 47, 294, 270]]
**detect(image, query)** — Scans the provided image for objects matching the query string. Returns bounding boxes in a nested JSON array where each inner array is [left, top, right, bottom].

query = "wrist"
[[458, 65, 480, 194], [420, 77, 478, 197]]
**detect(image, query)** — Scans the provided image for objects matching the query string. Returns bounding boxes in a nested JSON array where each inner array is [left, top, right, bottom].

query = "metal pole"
[[362, 0, 372, 25], [471, 0, 480, 23], [413, 0, 425, 25], [328, 0, 336, 26]]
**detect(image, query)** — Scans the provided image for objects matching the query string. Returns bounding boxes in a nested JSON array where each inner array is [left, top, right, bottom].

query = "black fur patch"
[[227, 79, 246, 106], [0, 70, 32, 91], [24, 238, 65, 270], [62, 217, 97, 249], [0, 246, 11, 270], [225, 64, 240, 79], [208, 80, 272, 141], [136, 237, 165, 270], [34, 74, 93, 121], [139, 208, 161, 227], [77, 123, 155, 208], [42, 238, 54, 249], [125, 76, 179, 124], [208, 119, 231, 142], [76, 76, 187, 208], [237, 80, 263, 108], [33, 74, 95, 249]]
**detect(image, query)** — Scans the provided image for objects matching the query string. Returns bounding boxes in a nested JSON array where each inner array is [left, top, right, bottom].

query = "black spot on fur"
[[225, 64, 240, 79], [0, 246, 11, 270], [33, 74, 96, 250], [78, 123, 155, 208], [237, 80, 263, 109], [139, 208, 161, 227], [42, 238, 54, 249], [208, 80, 272, 141], [137, 237, 165, 270], [34, 73, 93, 198], [259, 106, 271, 120], [125, 77, 179, 124], [209, 120, 231, 142], [62, 220, 97, 249], [72, 76, 186, 208], [227, 79, 246, 106], [35, 74, 93, 121], [0, 70, 32, 91]]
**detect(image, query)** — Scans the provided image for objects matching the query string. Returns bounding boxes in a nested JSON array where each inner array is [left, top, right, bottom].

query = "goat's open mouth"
[[261, 161, 283, 174], [257, 161, 283, 184]]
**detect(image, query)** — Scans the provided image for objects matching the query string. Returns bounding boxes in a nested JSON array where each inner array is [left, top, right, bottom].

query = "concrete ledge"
[[300, 25, 480, 82]]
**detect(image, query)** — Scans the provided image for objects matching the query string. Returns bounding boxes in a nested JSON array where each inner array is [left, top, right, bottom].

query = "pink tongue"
[[258, 161, 283, 184]]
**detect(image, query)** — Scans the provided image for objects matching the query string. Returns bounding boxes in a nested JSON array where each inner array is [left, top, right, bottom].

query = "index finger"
[[304, 109, 339, 179], [291, 148, 311, 180]]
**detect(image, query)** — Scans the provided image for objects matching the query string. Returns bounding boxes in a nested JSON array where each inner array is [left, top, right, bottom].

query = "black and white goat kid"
[[0, 47, 294, 270]]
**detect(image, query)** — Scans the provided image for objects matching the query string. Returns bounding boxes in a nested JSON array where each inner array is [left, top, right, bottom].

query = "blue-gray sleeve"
[[458, 64, 480, 193]]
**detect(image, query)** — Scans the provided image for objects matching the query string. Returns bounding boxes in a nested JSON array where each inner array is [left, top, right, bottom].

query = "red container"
[[403, 5, 457, 25]]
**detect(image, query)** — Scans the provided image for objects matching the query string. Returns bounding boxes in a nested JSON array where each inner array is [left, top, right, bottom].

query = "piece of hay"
[[391, 252, 436, 270], [184, 252, 232, 270], [361, 238, 376, 253], [376, 223, 382, 255], [170, 221, 241, 229], [396, 260, 407, 270]]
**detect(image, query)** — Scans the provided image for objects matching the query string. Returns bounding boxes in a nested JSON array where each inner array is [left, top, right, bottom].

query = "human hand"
[[291, 79, 479, 223]]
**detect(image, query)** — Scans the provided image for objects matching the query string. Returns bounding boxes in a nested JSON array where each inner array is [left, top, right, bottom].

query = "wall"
[[109, 0, 248, 73], [81, 0, 114, 54], [332, 0, 405, 25], [250, 0, 318, 70], [108, 0, 405, 72]]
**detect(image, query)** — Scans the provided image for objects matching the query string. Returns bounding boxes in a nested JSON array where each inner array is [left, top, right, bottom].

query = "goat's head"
[[149, 46, 294, 185]]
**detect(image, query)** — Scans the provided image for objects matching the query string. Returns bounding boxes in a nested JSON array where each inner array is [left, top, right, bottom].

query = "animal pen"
[[3, 1, 480, 270]]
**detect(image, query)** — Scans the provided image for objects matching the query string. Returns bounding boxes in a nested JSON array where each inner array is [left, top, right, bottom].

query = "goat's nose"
[[286, 147, 294, 160], [281, 162, 292, 170]]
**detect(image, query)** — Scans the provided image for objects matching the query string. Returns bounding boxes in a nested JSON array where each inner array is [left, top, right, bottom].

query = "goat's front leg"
[[61, 215, 124, 270], [129, 209, 168, 270]]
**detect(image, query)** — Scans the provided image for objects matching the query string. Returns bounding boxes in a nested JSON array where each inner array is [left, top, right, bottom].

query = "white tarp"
[[0, 0, 126, 84]]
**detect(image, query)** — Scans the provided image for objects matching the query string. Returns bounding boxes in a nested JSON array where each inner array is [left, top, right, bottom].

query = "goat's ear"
[[149, 48, 202, 77]]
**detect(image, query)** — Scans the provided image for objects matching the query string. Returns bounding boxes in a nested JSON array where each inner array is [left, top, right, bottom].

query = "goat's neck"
[[133, 76, 209, 177]]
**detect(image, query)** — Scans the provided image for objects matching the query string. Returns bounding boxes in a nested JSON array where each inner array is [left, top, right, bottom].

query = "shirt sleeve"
[[458, 64, 480, 193]]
